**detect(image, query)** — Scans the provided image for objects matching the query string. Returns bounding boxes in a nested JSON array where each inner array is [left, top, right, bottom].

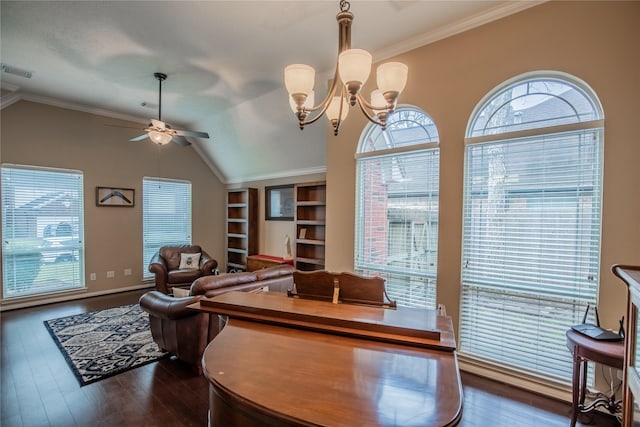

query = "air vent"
[[1, 63, 33, 79]]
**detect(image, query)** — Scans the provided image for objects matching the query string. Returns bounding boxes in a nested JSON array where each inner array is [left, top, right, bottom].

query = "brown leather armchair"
[[139, 292, 220, 375], [149, 244, 217, 294], [140, 265, 296, 374]]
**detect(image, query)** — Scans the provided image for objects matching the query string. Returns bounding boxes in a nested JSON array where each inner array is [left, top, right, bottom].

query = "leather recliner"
[[148, 244, 218, 294], [138, 293, 217, 375], [139, 264, 296, 374]]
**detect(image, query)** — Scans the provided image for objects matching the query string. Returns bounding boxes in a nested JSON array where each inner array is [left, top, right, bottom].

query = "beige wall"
[[1, 100, 226, 307], [326, 1, 640, 335]]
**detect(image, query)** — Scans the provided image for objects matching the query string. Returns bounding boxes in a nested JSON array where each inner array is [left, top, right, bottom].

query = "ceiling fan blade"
[[172, 136, 192, 147], [151, 119, 166, 129], [174, 129, 209, 139], [129, 133, 150, 142]]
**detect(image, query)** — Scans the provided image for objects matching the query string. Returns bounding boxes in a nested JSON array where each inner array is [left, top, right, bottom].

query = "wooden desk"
[[566, 329, 624, 427], [193, 292, 462, 426]]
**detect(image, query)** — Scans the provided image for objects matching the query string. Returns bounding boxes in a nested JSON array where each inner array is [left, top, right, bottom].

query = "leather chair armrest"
[[199, 250, 218, 276], [191, 272, 258, 296], [139, 290, 203, 321], [149, 252, 170, 294]]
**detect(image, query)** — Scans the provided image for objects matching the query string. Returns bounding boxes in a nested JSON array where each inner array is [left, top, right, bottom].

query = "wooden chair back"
[[292, 270, 335, 300], [291, 270, 396, 308]]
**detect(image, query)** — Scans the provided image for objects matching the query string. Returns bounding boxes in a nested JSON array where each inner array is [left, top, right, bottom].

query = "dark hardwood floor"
[[1, 289, 619, 427]]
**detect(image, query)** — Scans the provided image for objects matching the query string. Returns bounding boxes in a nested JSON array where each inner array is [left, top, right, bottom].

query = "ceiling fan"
[[130, 72, 209, 146]]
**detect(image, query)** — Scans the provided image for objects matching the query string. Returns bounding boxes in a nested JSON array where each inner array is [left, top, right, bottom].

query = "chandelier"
[[284, 0, 408, 136]]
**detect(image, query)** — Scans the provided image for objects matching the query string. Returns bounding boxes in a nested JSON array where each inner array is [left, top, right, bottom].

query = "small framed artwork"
[[96, 187, 135, 207], [265, 185, 294, 221]]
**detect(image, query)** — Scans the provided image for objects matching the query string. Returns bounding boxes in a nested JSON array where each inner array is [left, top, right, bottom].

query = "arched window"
[[355, 106, 439, 309], [460, 72, 604, 382]]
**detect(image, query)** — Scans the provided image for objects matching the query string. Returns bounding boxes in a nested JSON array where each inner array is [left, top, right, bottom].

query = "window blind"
[[460, 128, 603, 381], [1, 165, 84, 297], [355, 149, 439, 309], [142, 177, 192, 279]]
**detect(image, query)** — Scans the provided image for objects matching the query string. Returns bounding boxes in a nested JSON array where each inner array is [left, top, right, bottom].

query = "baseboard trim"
[[0, 283, 155, 311], [458, 356, 573, 403]]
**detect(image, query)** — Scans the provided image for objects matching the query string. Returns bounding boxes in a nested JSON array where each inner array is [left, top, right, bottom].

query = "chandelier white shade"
[[284, 64, 315, 97], [326, 96, 349, 122], [289, 90, 315, 114], [284, 0, 408, 136], [370, 90, 386, 112], [338, 49, 372, 88], [377, 62, 409, 97]]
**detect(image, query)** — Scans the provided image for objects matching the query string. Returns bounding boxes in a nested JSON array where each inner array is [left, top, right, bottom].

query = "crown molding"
[[0, 91, 148, 124], [374, 1, 547, 62]]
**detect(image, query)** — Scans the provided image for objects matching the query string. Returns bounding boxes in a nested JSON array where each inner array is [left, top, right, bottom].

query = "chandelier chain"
[[340, 0, 350, 12]]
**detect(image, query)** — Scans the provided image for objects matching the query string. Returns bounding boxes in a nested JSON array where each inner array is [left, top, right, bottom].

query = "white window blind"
[[460, 74, 604, 383], [355, 107, 439, 309], [2, 165, 85, 298], [143, 177, 192, 279]]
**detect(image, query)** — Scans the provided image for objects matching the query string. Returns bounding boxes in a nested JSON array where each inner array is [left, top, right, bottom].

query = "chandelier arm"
[[332, 85, 349, 134], [355, 93, 386, 127], [299, 66, 342, 126], [357, 94, 389, 112]]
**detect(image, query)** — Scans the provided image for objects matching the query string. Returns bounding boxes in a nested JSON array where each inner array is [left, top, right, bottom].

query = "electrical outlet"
[[124, 268, 132, 276], [90, 273, 96, 281], [106, 271, 115, 278]]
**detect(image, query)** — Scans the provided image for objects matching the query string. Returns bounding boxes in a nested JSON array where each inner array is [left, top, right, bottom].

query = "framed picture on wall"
[[96, 187, 135, 207], [265, 185, 294, 221]]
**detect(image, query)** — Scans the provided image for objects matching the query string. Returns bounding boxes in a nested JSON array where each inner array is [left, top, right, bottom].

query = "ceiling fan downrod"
[[154, 72, 167, 121]]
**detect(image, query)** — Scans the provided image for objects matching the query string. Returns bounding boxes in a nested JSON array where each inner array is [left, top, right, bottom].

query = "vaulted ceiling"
[[1, 1, 540, 183]]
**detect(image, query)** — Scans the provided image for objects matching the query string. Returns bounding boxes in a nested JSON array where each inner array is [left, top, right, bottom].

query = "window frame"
[[142, 177, 192, 279], [1, 164, 85, 298], [354, 106, 440, 309], [459, 71, 605, 384]]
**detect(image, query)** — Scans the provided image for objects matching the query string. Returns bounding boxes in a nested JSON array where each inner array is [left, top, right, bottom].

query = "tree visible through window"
[[1, 165, 85, 297], [460, 73, 604, 382], [355, 107, 440, 309]]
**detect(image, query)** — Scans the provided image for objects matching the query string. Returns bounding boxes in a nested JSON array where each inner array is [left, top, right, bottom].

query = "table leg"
[[571, 348, 581, 427], [579, 358, 588, 406]]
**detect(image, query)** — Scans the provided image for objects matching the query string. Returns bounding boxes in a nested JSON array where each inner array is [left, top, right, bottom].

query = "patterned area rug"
[[44, 303, 168, 386]]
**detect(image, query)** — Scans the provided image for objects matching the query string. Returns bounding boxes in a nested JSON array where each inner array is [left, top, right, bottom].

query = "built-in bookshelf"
[[226, 188, 258, 272], [294, 181, 326, 271]]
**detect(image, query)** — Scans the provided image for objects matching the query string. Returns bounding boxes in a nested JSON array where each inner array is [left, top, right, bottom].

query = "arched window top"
[[358, 106, 439, 154], [467, 72, 603, 138]]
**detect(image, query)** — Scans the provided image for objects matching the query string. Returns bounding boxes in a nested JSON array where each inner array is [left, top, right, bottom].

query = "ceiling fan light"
[[376, 62, 408, 95], [284, 64, 315, 96], [149, 130, 172, 145], [338, 49, 372, 86]]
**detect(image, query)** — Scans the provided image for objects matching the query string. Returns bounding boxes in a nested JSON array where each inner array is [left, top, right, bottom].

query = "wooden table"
[[566, 329, 624, 427], [192, 291, 462, 426]]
